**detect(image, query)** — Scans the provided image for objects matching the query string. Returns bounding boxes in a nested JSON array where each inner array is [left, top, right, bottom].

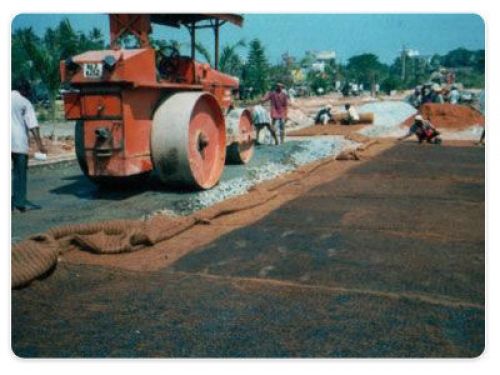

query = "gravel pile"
[[358, 101, 417, 138], [169, 137, 358, 215]]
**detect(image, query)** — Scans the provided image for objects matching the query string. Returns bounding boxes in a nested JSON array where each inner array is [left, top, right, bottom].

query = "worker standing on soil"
[[398, 114, 442, 144], [314, 104, 334, 125], [11, 81, 47, 212], [342, 103, 360, 125], [477, 90, 485, 146], [252, 104, 279, 145], [261, 83, 288, 144]]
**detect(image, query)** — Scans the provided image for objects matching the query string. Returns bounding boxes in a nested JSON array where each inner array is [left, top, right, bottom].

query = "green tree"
[[219, 39, 246, 77], [268, 52, 296, 88], [11, 29, 38, 89], [12, 18, 108, 123], [194, 42, 212, 65], [299, 51, 316, 68], [443, 48, 476, 68], [392, 55, 430, 88], [346, 53, 388, 91], [306, 71, 331, 95], [15, 27, 62, 120], [242, 39, 269, 97], [380, 75, 403, 94]]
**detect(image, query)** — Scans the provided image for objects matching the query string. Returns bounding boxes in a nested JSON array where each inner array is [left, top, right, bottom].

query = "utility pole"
[[401, 44, 407, 81]]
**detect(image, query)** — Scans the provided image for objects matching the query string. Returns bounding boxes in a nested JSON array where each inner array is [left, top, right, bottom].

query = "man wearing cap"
[[261, 83, 288, 144], [398, 114, 442, 144]]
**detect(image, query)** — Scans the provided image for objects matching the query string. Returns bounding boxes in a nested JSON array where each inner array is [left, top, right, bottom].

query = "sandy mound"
[[357, 101, 418, 138], [404, 103, 485, 130], [287, 107, 314, 128]]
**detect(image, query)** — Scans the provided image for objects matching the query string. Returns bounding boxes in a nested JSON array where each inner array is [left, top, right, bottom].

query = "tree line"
[[12, 18, 485, 118]]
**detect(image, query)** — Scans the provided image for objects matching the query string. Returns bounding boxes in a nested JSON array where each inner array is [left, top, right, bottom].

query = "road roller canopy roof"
[[150, 14, 244, 28], [109, 14, 244, 68]]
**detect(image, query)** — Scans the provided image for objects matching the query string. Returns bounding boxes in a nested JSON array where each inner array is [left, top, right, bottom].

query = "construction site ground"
[[12, 133, 485, 357]]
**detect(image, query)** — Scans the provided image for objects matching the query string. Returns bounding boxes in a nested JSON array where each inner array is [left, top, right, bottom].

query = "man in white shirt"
[[11, 81, 47, 212], [343, 103, 360, 125]]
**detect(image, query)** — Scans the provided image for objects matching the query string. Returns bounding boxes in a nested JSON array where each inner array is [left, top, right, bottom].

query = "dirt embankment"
[[403, 103, 485, 130], [288, 124, 370, 137]]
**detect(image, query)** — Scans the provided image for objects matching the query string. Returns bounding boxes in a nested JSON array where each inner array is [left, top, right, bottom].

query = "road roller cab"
[[60, 14, 255, 189]]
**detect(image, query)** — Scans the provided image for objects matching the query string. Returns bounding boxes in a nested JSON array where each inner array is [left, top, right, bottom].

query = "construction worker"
[[421, 84, 433, 104], [314, 104, 334, 125], [431, 84, 445, 104], [448, 85, 460, 105], [342, 103, 360, 125], [11, 81, 47, 212], [252, 104, 279, 145], [477, 90, 485, 146], [398, 114, 442, 144], [410, 86, 422, 108], [261, 83, 288, 144]]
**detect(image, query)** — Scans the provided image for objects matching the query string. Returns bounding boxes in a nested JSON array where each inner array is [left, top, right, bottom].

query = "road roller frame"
[[60, 14, 255, 189]]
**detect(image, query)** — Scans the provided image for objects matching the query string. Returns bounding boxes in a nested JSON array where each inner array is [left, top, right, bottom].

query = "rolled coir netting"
[[11, 189, 277, 289], [12, 138, 379, 289]]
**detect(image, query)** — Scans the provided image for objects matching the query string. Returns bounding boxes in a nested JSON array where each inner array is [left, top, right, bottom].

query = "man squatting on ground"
[[343, 103, 360, 125], [315, 104, 334, 125], [261, 83, 288, 144], [11, 81, 47, 212], [252, 104, 279, 145], [398, 114, 442, 144]]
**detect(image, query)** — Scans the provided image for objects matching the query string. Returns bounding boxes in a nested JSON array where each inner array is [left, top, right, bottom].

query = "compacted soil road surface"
[[12, 141, 484, 357]]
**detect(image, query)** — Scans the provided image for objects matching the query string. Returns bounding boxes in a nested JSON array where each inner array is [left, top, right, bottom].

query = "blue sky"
[[12, 14, 484, 64]]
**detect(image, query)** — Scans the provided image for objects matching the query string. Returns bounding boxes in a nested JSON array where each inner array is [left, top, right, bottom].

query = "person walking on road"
[[11, 81, 47, 212], [261, 83, 288, 144], [398, 114, 442, 144]]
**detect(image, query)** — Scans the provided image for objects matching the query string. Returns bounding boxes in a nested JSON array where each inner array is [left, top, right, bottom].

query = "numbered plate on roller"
[[83, 63, 103, 78]]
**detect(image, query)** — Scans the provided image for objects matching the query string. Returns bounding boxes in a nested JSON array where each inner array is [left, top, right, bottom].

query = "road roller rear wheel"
[[225, 108, 255, 164], [151, 92, 226, 190]]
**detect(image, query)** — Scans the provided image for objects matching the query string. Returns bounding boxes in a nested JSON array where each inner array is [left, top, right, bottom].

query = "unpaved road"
[[12, 141, 484, 357]]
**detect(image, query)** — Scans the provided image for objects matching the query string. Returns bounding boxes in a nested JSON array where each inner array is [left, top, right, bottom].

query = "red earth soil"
[[402, 103, 485, 130]]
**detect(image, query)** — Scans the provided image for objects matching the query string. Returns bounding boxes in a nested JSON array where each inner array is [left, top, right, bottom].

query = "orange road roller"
[[60, 14, 255, 189]]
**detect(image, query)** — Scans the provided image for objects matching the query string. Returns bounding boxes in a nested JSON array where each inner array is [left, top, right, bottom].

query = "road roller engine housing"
[[60, 14, 255, 189]]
